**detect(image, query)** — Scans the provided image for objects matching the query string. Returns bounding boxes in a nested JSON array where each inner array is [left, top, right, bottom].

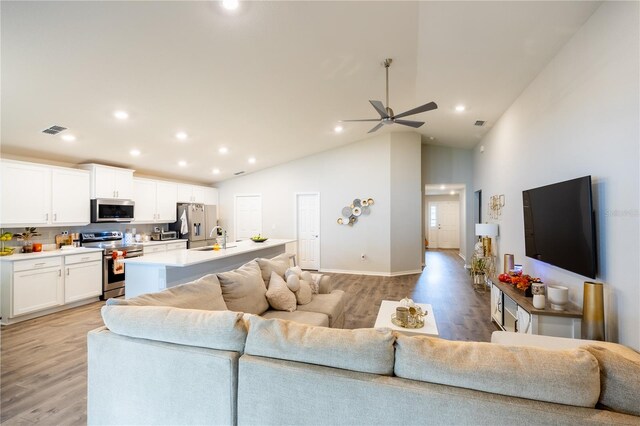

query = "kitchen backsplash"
[[1, 223, 171, 249]]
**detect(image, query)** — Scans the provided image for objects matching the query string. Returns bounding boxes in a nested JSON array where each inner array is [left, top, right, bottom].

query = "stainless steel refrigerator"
[[171, 204, 218, 248]]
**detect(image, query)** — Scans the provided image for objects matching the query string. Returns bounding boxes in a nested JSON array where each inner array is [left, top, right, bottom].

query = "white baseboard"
[[320, 268, 423, 277], [458, 252, 466, 262]]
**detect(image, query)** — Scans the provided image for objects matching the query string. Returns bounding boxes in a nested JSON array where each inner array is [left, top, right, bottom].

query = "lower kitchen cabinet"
[[13, 265, 64, 316], [64, 253, 102, 303], [1, 250, 103, 324]]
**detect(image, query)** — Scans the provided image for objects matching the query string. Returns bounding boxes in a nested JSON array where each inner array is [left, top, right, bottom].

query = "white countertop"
[[0, 247, 104, 262], [124, 238, 295, 267], [139, 239, 188, 247]]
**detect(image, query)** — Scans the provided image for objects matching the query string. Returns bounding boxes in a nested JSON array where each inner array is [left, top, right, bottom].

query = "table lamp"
[[475, 223, 499, 256]]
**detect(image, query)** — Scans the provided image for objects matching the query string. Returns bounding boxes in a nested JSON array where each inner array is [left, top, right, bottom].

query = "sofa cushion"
[[101, 305, 247, 352], [582, 343, 640, 416], [295, 279, 313, 305], [394, 335, 600, 408], [296, 290, 345, 327], [245, 316, 395, 375], [265, 272, 297, 312], [261, 310, 329, 327], [256, 253, 291, 288], [312, 274, 332, 294], [106, 274, 227, 311], [217, 261, 269, 315]]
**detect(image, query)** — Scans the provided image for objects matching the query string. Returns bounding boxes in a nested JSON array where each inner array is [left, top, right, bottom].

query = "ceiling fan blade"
[[394, 119, 424, 128], [340, 119, 382, 122], [393, 101, 438, 119], [367, 122, 385, 133], [369, 100, 389, 119]]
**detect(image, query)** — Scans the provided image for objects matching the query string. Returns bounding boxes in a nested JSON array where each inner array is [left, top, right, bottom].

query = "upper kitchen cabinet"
[[177, 184, 218, 205], [81, 163, 134, 199], [0, 160, 90, 227], [133, 178, 177, 223]]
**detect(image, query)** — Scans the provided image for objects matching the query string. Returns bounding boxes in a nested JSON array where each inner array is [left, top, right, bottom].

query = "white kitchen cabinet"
[[82, 163, 134, 199], [1, 160, 90, 226], [143, 244, 167, 255], [1, 161, 51, 226], [13, 263, 64, 317], [177, 184, 217, 204], [166, 241, 187, 251], [133, 178, 177, 223], [156, 181, 178, 221], [64, 253, 102, 303], [51, 168, 90, 224]]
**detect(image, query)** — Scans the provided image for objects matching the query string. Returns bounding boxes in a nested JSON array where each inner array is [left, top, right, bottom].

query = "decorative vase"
[[547, 285, 569, 310], [504, 254, 514, 274], [583, 282, 605, 341], [22, 242, 33, 253], [533, 294, 546, 309]]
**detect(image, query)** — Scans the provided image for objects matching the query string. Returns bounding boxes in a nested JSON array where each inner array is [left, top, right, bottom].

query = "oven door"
[[103, 252, 143, 299]]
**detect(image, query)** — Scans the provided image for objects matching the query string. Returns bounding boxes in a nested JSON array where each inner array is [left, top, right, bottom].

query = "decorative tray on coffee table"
[[391, 307, 427, 329]]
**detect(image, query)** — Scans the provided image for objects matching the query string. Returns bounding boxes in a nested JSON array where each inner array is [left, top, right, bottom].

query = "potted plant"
[[13, 227, 41, 253], [471, 257, 487, 285]]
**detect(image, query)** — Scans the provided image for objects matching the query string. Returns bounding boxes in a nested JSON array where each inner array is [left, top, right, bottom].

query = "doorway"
[[428, 201, 460, 249], [234, 194, 262, 241], [295, 193, 320, 270]]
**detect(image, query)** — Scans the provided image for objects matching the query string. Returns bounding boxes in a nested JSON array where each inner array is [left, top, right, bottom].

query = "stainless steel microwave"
[[90, 199, 135, 223]]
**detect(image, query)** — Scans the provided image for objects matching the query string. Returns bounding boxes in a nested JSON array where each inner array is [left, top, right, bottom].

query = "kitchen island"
[[123, 239, 295, 298]]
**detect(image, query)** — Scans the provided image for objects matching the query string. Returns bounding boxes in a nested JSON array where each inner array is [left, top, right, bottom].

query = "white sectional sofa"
[[87, 265, 640, 425]]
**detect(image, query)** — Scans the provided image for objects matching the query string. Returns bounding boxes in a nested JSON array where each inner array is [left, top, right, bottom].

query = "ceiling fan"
[[341, 58, 438, 133]]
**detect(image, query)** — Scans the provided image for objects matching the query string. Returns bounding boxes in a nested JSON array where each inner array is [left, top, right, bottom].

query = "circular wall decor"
[[337, 197, 374, 226]]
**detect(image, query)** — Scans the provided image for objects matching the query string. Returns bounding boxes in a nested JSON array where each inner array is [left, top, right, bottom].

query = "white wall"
[[421, 144, 474, 262], [390, 133, 423, 274], [216, 132, 423, 276], [473, 2, 640, 349]]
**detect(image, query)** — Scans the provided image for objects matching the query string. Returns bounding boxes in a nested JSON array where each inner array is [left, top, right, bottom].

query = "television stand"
[[489, 276, 582, 338]]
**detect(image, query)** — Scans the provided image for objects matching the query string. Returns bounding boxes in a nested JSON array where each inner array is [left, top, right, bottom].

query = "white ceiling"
[[1, 1, 600, 184]]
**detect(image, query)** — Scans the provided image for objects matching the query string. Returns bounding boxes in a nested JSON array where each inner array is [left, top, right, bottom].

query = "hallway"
[[333, 249, 498, 341]]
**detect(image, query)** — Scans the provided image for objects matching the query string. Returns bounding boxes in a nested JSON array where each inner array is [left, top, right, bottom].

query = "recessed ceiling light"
[[450, 190, 456, 195], [176, 132, 188, 140], [113, 110, 129, 120], [440, 185, 446, 190], [334, 125, 343, 133], [455, 105, 466, 112], [248, 157, 256, 164], [429, 136, 435, 140], [218, 147, 228, 154], [61, 134, 76, 142], [212, 168, 221, 175], [222, 0, 239, 10], [130, 149, 141, 157], [178, 160, 187, 167]]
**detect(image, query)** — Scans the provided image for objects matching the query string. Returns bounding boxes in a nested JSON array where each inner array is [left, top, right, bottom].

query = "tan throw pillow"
[[106, 274, 227, 311], [266, 272, 297, 312], [582, 343, 640, 416], [256, 253, 291, 288], [299, 271, 320, 294], [286, 274, 300, 292], [295, 279, 313, 305], [217, 261, 269, 315], [285, 266, 302, 280]]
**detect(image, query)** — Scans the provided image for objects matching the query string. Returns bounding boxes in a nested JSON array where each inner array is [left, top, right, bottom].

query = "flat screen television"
[[522, 176, 597, 278]]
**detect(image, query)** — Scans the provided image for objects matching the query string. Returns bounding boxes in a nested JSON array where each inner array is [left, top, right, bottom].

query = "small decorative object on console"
[[547, 285, 569, 311], [13, 227, 41, 253], [498, 270, 542, 297], [391, 302, 427, 329], [532, 282, 546, 309]]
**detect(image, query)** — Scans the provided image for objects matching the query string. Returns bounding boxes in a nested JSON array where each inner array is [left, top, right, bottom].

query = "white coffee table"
[[374, 300, 439, 337]]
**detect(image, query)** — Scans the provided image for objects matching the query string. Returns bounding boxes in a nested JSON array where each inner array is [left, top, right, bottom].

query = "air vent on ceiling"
[[233, 171, 245, 176], [474, 120, 486, 127], [42, 125, 67, 135]]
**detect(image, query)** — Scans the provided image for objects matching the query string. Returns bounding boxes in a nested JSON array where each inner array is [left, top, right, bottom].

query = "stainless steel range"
[[81, 231, 143, 299]]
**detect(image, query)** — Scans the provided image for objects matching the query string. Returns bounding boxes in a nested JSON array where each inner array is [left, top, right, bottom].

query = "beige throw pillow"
[[266, 272, 297, 312], [301, 271, 319, 294], [295, 279, 313, 305], [284, 266, 302, 280], [256, 253, 291, 288], [285, 274, 300, 292], [217, 261, 269, 315]]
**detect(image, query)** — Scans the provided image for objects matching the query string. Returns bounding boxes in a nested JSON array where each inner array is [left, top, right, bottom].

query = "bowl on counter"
[[250, 236, 268, 243]]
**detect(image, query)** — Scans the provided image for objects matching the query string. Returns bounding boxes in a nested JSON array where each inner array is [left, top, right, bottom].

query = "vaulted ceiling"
[[1, 1, 600, 184]]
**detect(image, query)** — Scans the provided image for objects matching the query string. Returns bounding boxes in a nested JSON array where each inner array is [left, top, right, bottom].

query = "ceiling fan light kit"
[[341, 58, 438, 133]]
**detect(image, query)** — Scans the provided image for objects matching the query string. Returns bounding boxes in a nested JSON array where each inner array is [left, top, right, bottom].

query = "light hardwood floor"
[[0, 249, 497, 425]]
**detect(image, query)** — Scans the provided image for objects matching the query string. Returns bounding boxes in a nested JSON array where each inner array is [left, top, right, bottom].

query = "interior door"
[[296, 193, 320, 270], [437, 201, 460, 249], [234, 195, 262, 240]]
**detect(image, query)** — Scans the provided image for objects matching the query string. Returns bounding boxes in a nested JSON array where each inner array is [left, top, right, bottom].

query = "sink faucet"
[[209, 226, 227, 249]]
